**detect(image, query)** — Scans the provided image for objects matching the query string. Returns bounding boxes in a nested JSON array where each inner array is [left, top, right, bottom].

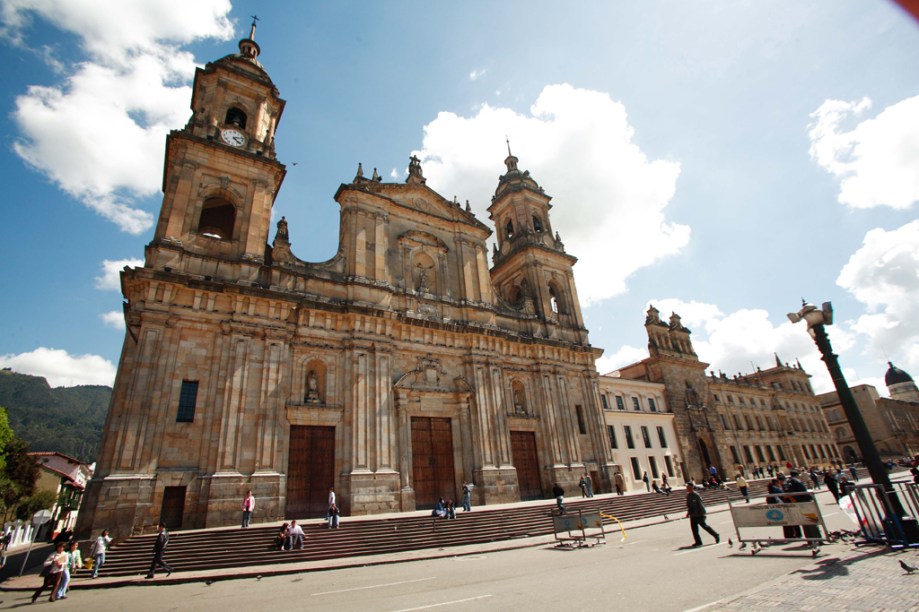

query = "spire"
[[506, 135, 513, 157], [355, 162, 364, 179], [239, 15, 261, 60], [774, 353, 783, 367], [372, 167, 381, 182]]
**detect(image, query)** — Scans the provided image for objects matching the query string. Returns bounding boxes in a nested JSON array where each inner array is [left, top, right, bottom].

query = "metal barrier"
[[552, 510, 606, 548], [728, 490, 828, 557], [847, 481, 919, 549]]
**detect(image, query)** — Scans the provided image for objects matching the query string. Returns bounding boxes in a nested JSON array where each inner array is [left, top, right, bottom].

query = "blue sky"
[[1, 1, 917, 396]]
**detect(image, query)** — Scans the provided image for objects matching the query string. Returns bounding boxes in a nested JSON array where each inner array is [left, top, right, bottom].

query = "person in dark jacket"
[[823, 469, 841, 502], [553, 482, 566, 513], [785, 470, 821, 541], [145, 522, 173, 579], [685, 483, 719, 547]]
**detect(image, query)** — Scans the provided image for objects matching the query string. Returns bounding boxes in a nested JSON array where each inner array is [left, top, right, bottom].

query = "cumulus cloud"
[[0, 347, 116, 387], [468, 68, 486, 81], [808, 95, 919, 209], [417, 84, 689, 305], [100, 311, 126, 330], [837, 221, 919, 372], [3, 0, 235, 233], [95, 258, 144, 291]]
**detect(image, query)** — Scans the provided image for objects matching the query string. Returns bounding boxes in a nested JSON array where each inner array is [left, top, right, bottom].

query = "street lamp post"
[[787, 301, 907, 520]]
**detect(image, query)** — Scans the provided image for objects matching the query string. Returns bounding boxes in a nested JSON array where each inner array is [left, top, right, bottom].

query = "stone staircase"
[[82, 480, 775, 578]]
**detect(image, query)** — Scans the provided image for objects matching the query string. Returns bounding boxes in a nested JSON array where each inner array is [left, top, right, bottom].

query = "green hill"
[[0, 369, 111, 463]]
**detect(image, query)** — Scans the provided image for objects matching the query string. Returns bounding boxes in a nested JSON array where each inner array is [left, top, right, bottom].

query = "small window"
[[533, 215, 543, 233], [630, 457, 641, 480], [755, 445, 766, 462], [720, 414, 730, 430], [656, 426, 668, 448], [649, 456, 660, 479], [664, 456, 675, 477], [198, 197, 236, 240], [177, 380, 199, 422], [778, 446, 787, 461], [743, 446, 754, 463], [641, 426, 652, 449], [505, 219, 515, 239], [615, 396, 625, 410], [575, 405, 587, 435], [648, 398, 657, 412], [607, 425, 618, 449], [730, 446, 741, 465], [624, 425, 635, 449], [631, 397, 641, 411], [601, 395, 609, 410]]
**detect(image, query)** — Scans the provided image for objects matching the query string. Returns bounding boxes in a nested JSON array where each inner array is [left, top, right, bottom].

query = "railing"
[[847, 480, 919, 549]]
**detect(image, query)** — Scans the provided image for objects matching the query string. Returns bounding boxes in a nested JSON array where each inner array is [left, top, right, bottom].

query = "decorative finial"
[[506, 135, 512, 157], [465, 200, 471, 213], [249, 15, 259, 40], [372, 167, 381, 181], [356, 162, 364, 179]]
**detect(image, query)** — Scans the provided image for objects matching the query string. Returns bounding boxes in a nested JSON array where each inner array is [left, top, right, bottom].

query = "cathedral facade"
[[77, 32, 611, 537]]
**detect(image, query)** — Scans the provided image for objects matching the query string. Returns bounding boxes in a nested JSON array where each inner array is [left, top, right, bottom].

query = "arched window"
[[511, 380, 527, 414], [197, 197, 236, 240], [225, 107, 247, 128], [549, 288, 559, 314], [548, 282, 566, 315], [532, 215, 543, 233], [505, 219, 515, 240]]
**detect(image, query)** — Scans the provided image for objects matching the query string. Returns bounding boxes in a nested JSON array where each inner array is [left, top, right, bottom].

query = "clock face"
[[220, 128, 246, 147]]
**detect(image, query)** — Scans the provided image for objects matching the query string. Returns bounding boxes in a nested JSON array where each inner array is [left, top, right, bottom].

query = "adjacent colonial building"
[[598, 375, 683, 491], [615, 306, 841, 480], [77, 30, 611, 537], [818, 363, 919, 462]]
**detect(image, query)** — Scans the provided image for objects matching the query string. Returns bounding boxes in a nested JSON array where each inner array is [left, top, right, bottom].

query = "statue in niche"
[[305, 370, 321, 404], [418, 269, 428, 292], [275, 216, 289, 241], [513, 388, 525, 414]]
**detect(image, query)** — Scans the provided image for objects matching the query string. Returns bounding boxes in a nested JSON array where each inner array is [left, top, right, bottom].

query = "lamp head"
[[788, 301, 833, 330]]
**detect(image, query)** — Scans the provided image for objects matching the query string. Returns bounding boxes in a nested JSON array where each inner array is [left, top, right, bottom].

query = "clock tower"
[[148, 19, 286, 284]]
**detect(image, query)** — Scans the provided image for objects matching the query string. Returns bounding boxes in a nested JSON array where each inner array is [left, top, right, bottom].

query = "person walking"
[[461, 481, 472, 512], [90, 529, 112, 578], [579, 475, 588, 498], [614, 472, 624, 495], [552, 482, 566, 513], [32, 542, 67, 603], [327, 502, 341, 529], [241, 490, 255, 528], [328, 486, 336, 508], [685, 483, 720, 547], [642, 471, 650, 492], [735, 473, 750, 503], [585, 473, 594, 497], [824, 469, 840, 502], [145, 522, 173, 579], [55, 540, 83, 599]]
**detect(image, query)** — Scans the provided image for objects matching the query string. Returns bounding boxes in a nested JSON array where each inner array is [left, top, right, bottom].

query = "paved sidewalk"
[[703, 544, 919, 611]]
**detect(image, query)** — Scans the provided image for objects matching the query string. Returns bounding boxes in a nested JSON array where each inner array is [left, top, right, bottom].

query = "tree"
[[0, 407, 39, 522]]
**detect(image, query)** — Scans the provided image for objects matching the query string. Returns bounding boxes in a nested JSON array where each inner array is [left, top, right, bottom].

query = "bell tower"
[[148, 18, 286, 284], [488, 147, 588, 345]]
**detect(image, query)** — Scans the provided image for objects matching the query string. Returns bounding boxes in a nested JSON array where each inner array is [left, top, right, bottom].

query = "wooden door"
[[160, 486, 186, 530], [510, 431, 543, 501], [411, 417, 455, 509], [286, 426, 336, 518]]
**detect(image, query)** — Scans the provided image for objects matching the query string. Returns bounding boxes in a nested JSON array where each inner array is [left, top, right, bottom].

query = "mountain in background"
[[0, 369, 111, 463]]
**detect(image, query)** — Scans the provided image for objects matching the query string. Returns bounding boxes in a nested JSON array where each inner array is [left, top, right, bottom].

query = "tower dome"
[[885, 362, 919, 402]]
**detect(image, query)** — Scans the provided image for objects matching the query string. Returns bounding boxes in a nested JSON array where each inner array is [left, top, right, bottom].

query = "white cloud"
[[95, 258, 144, 291], [837, 221, 919, 373], [808, 95, 919, 210], [0, 347, 116, 387], [100, 311, 126, 330], [469, 68, 486, 81], [596, 345, 647, 375], [417, 84, 689, 305], [3, 0, 234, 233]]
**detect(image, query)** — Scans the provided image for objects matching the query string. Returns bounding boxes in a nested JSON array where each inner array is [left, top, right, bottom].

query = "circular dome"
[[885, 362, 914, 386]]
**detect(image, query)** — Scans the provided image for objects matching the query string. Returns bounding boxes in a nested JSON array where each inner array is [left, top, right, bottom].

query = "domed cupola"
[[885, 362, 918, 401]]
